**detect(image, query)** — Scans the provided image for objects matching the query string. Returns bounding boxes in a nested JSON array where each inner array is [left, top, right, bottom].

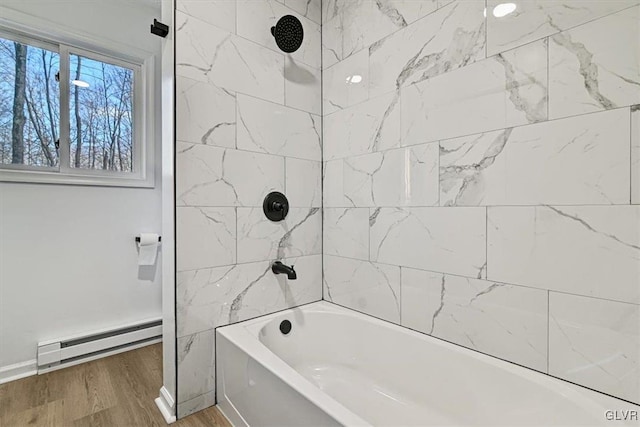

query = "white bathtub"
[[216, 302, 638, 426]]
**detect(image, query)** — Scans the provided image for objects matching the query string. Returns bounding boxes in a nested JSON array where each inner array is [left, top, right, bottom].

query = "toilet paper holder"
[[135, 236, 162, 243]]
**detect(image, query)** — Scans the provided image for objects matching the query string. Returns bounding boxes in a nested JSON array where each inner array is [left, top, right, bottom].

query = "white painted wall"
[[0, 0, 163, 371]]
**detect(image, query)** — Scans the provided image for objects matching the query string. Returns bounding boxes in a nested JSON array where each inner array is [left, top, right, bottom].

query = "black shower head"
[[270, 15, 304, 53]]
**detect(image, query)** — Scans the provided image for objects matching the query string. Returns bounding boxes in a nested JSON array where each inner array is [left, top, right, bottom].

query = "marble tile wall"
[[322, 0, 640, 404], [175, 0, 322, 417]]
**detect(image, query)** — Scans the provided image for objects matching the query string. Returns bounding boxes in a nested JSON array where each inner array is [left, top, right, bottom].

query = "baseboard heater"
[[37, 319, 162, 374]]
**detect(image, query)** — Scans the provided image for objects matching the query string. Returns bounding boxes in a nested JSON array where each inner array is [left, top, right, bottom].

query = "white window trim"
[[0, 7, 155, 188]]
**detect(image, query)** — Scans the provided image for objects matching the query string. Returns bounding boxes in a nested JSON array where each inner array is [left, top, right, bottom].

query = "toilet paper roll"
[[137, 233, 159, 266]]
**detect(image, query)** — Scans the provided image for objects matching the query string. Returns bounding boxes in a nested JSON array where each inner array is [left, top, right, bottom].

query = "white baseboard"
[[155, 386, 177, 424], [0, 359, 37, 385]]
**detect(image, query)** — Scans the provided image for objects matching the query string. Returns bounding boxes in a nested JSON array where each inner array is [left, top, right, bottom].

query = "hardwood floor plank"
[[0, 344, 231, 427], [4, 400, 65, 427]]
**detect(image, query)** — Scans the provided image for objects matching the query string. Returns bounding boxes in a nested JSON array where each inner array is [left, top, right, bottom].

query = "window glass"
[[0, 36, 60, 168], [69, 54, 134, 172]]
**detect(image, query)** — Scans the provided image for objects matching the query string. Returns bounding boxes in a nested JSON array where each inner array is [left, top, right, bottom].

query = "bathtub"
[[216, 302, 638, 426]]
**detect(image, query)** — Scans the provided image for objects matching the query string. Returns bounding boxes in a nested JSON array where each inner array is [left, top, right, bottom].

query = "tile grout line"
[[399, 266, 403, 325], [320, 203, 638, 209], [321, 2, 325, 303], [485, 206, 488, 279], [176, 139, 322, 163], [324, 106, 633, 161], [322, 254, 640, 307], [547, 290, 550, 374], [177, 73, 320, 117], [484, 0, 488, 59], [546, 36, 550, 120]]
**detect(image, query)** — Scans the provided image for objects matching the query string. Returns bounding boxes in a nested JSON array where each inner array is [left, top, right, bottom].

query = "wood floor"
[[0, 344, 231, 427]]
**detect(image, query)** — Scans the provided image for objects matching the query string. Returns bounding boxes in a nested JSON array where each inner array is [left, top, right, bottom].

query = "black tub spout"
[[272, 261, 297, 280]]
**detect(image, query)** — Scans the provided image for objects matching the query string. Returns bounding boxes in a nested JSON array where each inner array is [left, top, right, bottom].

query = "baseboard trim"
[[156, 386, 177, 424], [0, 359, 37, 385]]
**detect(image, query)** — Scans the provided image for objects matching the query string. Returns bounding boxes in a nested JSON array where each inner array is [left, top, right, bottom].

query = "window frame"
[[0, 13, 155, 188]]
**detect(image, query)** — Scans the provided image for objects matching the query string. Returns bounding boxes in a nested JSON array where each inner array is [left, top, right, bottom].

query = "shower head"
[[270, 15, 304, 53]]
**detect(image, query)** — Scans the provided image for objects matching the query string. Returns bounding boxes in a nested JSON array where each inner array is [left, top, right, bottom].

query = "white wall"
[[0, 0, 163, 371]]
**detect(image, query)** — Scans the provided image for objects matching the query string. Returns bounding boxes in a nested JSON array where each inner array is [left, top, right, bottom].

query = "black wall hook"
[[151, 19, 169, 38]]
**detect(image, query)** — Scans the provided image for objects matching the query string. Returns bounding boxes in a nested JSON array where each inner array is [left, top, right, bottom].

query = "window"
[[0, 36, 60, 169], [69, 54, 135, 172], [0, 28, 153, 187]]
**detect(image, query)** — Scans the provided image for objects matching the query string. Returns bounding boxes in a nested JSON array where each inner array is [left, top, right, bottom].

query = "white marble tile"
[[343, 152, 383, 207], [633, 105, 640, 204], [549, 6, 640, 119], [488, 206, 640, 304], [342, 144, 439, 207], [499, 39, 549, 125], [323, 160, 348, 207], [177, 391, 216, 419], [236, 207, 321, 263], [284, 58, 321, 115], [324, 92, 401, 160], [176, 0, 236, 33], [177, 329, 215, 403], [322, 15, 343, 68], [176, 207, 236, 272], [370, 207, 487, 278], [322, 0, 344, 23], [322, 0, 441, 28], [285, 0, 321, 24], [440, 109, 631, 206], [176, 76, 236, 148], [323, 208, 370, 260], [369, 0, 485, 98], [549, 293, 639, 404], [177, 264, 238, 337], [387, 0, 439, 24], [176, 142, 285, 207], [373, 144, 439, 207], [401, 269, 548, 372], [237, 0, 321, 69], [236, 94, 321, 161], [323, 49, 369, 115], [178, 257, 324, 330], [401, 40, 548, 145], [341, 0, 407, 59], [177, 256, 321, 337], [486, 0, 639, 56], [286, 158, 321, 207], [176, 11, 284, 104], [323, 255, 401, 323], [188, 261, 287, 327], [283, 254, 323, 307]]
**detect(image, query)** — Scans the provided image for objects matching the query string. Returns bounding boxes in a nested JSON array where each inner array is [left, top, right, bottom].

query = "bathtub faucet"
[[272, 261, 297, 280]]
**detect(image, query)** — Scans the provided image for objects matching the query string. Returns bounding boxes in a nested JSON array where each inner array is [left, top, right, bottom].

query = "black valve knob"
[[263, 192, 289, 222]]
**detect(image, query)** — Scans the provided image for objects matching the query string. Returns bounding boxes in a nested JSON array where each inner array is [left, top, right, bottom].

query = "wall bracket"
[[151, 19, 169, 38]]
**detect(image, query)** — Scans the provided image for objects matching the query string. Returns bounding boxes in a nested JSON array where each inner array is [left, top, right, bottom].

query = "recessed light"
[[71, 79, 90, 88], [345, 75, 362, 84], [493, 2, 517, 18]]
